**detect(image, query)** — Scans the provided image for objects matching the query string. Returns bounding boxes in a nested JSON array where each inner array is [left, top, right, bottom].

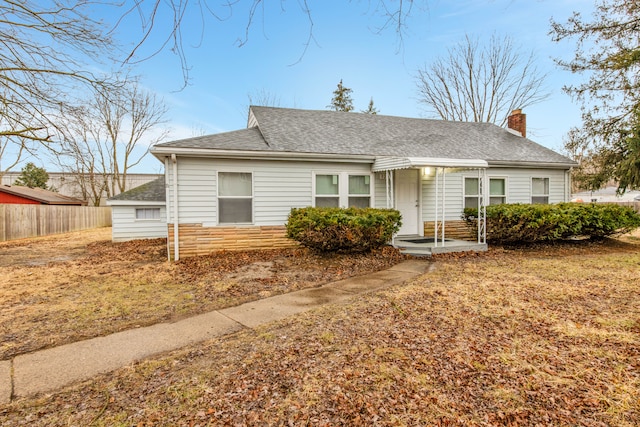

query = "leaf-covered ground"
[[2, 231, 639, 426], [0, 228, 406, 360]]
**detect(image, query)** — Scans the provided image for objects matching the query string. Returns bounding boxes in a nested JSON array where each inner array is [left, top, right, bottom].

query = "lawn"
[[0, 228, 405, 360], [1, 229, 639, 425]]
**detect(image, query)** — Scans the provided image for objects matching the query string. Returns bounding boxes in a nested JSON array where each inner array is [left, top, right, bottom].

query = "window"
[[489, 178, 506, 205], [218, 172, 252, 223], [348, 175, 371, 208], [532, 178, 549, 204], [314, 172, 372, 208], [315, 174, 340, 207], [464, 177, 480, 210], [135, 208, 160, 220]]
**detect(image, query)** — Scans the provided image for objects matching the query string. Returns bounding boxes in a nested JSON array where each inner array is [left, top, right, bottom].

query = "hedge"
[[463, 203, 640, 244], [286, 207, 402, 253]]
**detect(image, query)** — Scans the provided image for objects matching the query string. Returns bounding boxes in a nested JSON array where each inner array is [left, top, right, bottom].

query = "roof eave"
[[487, 160, 577, 169], [150, 146, 376, 163], [373, 157, 488, 172], [107, 200, 166, 206]]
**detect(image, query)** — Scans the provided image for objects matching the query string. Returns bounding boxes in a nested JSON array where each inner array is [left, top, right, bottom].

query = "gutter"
[[487, 160, 578, 169], [150, 147, 375, 163]]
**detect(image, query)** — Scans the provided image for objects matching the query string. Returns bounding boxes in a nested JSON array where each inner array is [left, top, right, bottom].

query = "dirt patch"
[[0, 228, 112, 267]]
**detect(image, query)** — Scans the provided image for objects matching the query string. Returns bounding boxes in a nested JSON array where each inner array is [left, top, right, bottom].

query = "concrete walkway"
[[0, 259, 428, 404]]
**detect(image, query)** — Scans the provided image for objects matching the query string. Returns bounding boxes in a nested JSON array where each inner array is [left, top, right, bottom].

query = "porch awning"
[[372, 157, 488, 172]]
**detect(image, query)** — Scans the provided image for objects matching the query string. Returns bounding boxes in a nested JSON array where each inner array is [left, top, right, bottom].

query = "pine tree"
[[551, 0, 640, 192], [328, 79, 354, 112], [362, 98, 379, 114], [14, 162, 49, 189]]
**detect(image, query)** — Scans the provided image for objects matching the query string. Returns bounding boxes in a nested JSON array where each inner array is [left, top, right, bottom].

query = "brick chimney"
[[507, 109, 526, 138]]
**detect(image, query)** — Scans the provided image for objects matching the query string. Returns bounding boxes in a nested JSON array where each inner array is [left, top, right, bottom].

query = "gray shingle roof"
[[153, 106, 575, 166], [154, 127, 268, 151], [109, 177, 165, 202]]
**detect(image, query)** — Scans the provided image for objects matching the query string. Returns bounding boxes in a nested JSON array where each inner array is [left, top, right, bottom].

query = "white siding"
[[165, 158, 571, 226], [374, 172, 391, 208], [490, 168, 568, 204], [422, 170, 465, 221], [167, 157, 373, 226], [422, 167, 570, 221], [111, 205, 167, 241]]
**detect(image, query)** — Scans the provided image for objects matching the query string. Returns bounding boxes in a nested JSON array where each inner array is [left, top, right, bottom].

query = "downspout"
[[441, 168, 446, 244], [434, 168, 439, 247], [171, 153, 179, 261], [164, 157, 171, 262]]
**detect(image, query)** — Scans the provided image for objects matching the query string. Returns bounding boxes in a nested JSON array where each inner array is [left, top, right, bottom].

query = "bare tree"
[[1, 0, 425, 172], [0, 0, 118, 169], [119, 1, 425, 84], [245, 88, 282, 116], [56, 81, 168, 206], [415, 34, 549, 127]]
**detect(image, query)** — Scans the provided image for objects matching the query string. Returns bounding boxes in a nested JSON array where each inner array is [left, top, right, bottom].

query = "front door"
[[395, 169, 420, 235]]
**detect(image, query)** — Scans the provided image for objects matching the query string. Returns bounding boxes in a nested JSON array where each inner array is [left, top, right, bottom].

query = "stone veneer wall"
[[167, 224, 297, 259]]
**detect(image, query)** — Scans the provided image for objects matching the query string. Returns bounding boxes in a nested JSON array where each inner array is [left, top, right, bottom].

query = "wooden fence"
[[605, 201, 640, 213], [0, 205, 112, 242]]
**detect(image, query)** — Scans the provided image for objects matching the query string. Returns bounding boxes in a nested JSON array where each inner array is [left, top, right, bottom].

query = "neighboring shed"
[[0, 185, 86, 205], [107, 177, 167, 241]]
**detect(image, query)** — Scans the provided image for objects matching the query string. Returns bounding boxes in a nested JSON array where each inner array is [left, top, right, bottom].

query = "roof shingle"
[[152, 106, 575, 166], [108, 177, 166, 202]]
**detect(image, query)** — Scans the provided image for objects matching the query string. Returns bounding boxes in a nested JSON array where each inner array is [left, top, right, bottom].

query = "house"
[[146, 106, 576, 260], [0, 184, 86, 205], [106, 177, 167, 241]]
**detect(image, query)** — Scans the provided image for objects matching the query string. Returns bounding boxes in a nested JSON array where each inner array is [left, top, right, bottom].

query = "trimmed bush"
[[286, 207, 402, 253], [463, 203, 640, 244]]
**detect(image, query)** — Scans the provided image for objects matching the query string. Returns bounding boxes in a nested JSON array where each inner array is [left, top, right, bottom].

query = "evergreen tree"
[[362, 98, 379, 115], [14, 162, 49, 189], [328, 80, 354, 112], [551, 0, 640, 192]]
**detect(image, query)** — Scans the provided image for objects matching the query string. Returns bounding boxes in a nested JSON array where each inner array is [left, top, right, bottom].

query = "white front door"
[[395, 169, 420, 235]]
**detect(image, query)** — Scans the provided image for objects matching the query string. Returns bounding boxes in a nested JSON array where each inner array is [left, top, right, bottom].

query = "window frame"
[[464, 175, 508, 209], [135, 207, 161, 221], [347, 174, 372, 208], [217, 171, 254, 225], [531, 177, 550, 204], [463, 176, 481, 210], [313, 171, 373, 208], [313, 173, 341, 208], [488, 177, 507, 205]]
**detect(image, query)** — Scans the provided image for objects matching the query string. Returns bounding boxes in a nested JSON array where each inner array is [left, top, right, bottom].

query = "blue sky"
[[48, 0, 597, 173]]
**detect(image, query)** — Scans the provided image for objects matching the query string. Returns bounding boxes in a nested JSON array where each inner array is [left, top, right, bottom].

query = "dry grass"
[[1, 231, 639, 425], [0, 228, 406, 360]]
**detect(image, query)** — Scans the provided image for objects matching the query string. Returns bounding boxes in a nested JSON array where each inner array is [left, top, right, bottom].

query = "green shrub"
[[286, 207, 402, 253], [463, 203, 640, 244]]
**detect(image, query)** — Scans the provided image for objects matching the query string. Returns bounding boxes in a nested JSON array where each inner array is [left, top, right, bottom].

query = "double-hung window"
[[218, 172, 253, 223], [315, 174, 340, 207], [466, 176, 507, 208], [348, 175, 371, 208], [489, 178, 506, 205], [531, 177, 549, 204], [314, 173, 372, 208], [464, 177, 480, 210]]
